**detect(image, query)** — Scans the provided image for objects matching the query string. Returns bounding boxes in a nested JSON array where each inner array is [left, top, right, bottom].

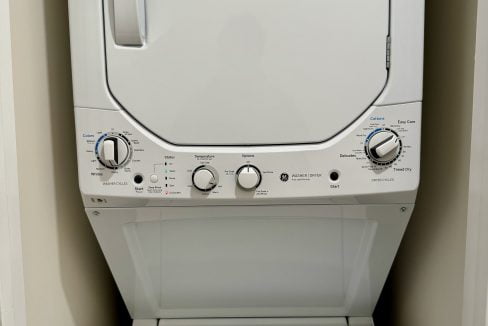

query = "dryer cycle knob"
[[192, 166, 218, 192], [236, 165, 261, 190], [96, 134, 132, 169], [365, 129, 402, 165]]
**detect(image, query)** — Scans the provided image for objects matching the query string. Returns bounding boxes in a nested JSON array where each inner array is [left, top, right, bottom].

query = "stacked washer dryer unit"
[[69, 0, 424, 325]]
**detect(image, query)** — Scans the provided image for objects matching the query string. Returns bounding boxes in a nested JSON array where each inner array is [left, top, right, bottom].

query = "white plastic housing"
[[105, 0, 389, 145], [88, 204, 412, 319], [68, 0, 424, 111], [157, 318, 349, 326], [75, 102, 421, 206], [68, 0, 424, 322]]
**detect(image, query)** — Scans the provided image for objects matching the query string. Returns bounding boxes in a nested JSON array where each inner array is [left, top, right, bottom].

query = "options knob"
[[192, 166, 218, 192], [96, 133, 132, 169], [365, 129, 402, 165], [236, 165, 261, 190]]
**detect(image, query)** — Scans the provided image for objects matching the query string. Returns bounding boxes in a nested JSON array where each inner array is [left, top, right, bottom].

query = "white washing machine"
[[68, 1, 424, 325]]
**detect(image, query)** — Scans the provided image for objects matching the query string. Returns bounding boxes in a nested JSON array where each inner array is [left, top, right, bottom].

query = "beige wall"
[[388, 0, 478, 325], [9, 0, 121, 325]]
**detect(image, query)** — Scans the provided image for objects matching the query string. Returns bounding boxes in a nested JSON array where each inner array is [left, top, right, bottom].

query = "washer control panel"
[[76, 102, 421, 202]]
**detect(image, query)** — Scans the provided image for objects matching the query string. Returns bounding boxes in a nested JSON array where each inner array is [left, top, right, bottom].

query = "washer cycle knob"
[[96, 134, 132, 169], [192, 166, 218, 192], [236, 165, 261, 190], [365, 129, 402, 165]]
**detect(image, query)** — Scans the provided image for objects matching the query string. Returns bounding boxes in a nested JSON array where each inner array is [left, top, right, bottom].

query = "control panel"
[[75, 102, 421, 204]]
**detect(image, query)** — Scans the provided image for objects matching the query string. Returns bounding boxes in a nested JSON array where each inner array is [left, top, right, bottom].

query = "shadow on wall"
[[375, 0, 477, 325], [42, 0, 131, 325]]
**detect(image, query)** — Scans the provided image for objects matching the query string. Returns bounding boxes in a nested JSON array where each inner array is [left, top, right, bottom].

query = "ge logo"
[[280, 173, 289, 182]]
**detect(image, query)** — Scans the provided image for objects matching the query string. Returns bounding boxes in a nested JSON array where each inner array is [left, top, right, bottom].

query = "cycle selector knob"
[[96, 134, 132, 169], [192, 166, 218, 192], [365, 129, 402, 165], [236, 165, 262, 190]]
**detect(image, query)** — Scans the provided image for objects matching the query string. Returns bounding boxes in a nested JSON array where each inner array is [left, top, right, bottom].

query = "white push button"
[[150, 174, 159, 183], [237, 166, 261, 190]]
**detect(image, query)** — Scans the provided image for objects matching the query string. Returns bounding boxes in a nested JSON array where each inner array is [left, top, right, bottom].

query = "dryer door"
[[87, 204, 411, 319], [103, 0, 390, 145]]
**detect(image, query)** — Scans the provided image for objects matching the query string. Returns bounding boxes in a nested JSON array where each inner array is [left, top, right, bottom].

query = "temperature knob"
[[236, 165, 261, 190], [192, 166, 218, 192], [96, 134, 132, 169], [365, 129, 402, 165]]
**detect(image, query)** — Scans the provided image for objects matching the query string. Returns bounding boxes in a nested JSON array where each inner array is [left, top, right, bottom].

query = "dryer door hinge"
[[386, 35, 392, 69]]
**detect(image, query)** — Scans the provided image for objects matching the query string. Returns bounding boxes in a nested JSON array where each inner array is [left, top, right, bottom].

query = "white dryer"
[[68, 1, 424, 325]]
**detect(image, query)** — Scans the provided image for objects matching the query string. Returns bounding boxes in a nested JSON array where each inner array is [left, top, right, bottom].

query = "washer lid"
[[104, 0, 389, 146]]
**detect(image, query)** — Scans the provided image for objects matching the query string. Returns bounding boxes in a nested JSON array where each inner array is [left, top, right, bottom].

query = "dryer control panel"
[[75, 102, 421, 206]]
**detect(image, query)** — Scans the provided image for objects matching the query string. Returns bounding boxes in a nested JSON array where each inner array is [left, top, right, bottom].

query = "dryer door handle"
[[112, 0, 146, 46]]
